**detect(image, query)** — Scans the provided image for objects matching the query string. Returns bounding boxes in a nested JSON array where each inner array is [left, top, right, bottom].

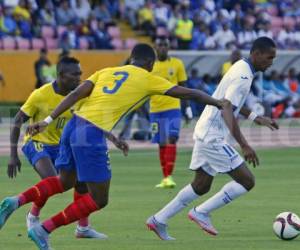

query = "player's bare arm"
[[105, 132, 129, 156], [222, 101, 259, 167], [178, 81, 193, 122], [27, 81, 94, 136], [8, 110, 30, 178], [165, 85, 223, 109], [239, 106, 279, 130]]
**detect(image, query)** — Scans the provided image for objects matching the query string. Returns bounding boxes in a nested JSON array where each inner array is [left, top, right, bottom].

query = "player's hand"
[[241, 144, 259, 167], [184, 106, 193, 124], [26, 121, 48, 136], [113, 139, 129, 156], [7, 155, 21, 178], [254, 116, 279, 130], [218, 99, 231, 110]]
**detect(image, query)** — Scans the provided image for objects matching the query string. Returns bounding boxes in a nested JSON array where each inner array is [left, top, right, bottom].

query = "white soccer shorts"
[[189, 139, 244, 176]]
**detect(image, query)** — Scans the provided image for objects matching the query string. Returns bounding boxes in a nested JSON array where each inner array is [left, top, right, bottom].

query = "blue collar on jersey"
[[52, 80, 59, 94], [243, 58, 256, 74]]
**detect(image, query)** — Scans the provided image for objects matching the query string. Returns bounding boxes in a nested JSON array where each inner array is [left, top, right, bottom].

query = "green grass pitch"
[[0, 147, 299, 250]]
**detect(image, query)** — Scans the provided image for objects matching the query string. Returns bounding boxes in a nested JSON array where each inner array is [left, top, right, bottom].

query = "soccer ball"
[[273, 212, 300, 240]]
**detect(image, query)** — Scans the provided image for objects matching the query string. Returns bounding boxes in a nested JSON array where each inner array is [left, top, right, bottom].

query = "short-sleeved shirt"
[[150, 57, 187, 113], [74, 65, 175, 131], [194, 59, 255, 143], [21, 82, 73, 145]]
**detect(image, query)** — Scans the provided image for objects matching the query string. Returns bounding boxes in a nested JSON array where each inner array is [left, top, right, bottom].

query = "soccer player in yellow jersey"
[[150, 36, 192, 189], [7, 57, 108, 239], [0, 44, 227, 250]]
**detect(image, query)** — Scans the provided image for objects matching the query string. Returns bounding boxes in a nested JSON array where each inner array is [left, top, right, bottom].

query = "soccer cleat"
[[165, 176, 176, 188], [155, 176, 176, 189], [28, 224, 51, 250], [188, 208, 218, 236], [146, 216, 175, 240], [75, 226, 108, 239], [26, 212, 40, 230], [0, 196, 19, 230]]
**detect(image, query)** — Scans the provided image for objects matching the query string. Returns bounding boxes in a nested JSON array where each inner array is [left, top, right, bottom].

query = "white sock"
[[155, 184, 199, 224], [195, 181, 248, 214]]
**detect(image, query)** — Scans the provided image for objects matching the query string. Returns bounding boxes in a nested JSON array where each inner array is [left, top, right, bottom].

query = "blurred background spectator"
[[34, 48, 50, 88]]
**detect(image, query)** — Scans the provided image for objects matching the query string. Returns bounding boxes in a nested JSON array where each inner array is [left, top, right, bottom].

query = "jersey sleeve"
[[224, 77, 251, 108], [177, 59, 187, 83], [86, 71, 100, 84], [148, 75, 176, 95], [20, 90, 40, 117]]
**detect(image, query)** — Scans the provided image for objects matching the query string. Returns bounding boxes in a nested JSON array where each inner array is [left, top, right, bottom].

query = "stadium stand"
[[0, 0, 300, 119]]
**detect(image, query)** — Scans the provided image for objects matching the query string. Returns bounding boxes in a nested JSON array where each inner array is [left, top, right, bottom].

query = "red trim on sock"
[[43, 194, 99, 233], [18, 176, 64, 207], [74, 191, 89, 227], [165, 144, 176, 176], [159, 146, 168, 177]]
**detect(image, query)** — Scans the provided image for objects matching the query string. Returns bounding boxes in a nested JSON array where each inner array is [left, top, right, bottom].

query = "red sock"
[[74, 191, 89, 227], [164, 144, 176, 176], [159, 146, 168, 178], [30, 204, 42, 217], [43, 194, 99, 233], [18, 176, 64, 207]]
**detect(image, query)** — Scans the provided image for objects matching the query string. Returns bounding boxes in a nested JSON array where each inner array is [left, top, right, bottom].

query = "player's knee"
[[241, 176, 255, 191], [168, 137, 177, 144], [95, 198, 109, 208], [74, 182, 88, 194], [191, 181, 211, 195]]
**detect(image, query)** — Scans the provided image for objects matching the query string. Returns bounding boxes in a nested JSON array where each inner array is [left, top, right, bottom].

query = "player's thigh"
[[34, 157, 57, 179], [227, 163, 255, 191], [86, 180, 111, 208]]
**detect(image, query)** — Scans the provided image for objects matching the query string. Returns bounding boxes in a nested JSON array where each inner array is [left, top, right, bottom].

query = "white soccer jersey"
[[194, 59, 255, 143]]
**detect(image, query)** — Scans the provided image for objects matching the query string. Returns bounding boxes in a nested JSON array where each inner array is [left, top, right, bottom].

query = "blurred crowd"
[[1, 0, 300, 50], [0, 0, 119, 49], [124, 0, 300, 50]]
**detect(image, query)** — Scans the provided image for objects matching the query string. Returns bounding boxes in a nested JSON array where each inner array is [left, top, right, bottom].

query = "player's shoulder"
[[170, 56, 184, 65], [30, 82, 52, 97], [229, 59, 253, 80]]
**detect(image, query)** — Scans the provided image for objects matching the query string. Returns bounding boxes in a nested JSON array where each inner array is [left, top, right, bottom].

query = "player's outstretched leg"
[[1, 176, 67, 231], [28, 224, 51, 250], [28, 193, 100, 249], [0, 197, 19, 230], [146, 216, 175, 240], [188, 208, 218, 236]]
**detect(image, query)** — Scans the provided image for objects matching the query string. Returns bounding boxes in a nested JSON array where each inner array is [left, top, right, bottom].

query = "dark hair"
[[155, 36, 169, 42], [130, 43, 156, 62], [40, 48, 47, 54], [57, 57, 79, 73], [250, 37, 276, 53]]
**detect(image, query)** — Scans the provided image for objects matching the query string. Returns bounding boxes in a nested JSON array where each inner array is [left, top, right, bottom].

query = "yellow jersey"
[[150, 57, 187, 113], [221, 61, 232, 76], [21, 82, 73, 145], [75, 65, 175, 131]]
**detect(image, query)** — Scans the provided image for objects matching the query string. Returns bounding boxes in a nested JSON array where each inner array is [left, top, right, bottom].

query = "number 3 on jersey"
[[103, 71, 129, 94]]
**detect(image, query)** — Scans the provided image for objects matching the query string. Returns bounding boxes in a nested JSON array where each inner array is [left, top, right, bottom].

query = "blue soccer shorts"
[[149, 109, 181, 144], [55, 115, 111, 183], [22, 140, 60, 166]]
